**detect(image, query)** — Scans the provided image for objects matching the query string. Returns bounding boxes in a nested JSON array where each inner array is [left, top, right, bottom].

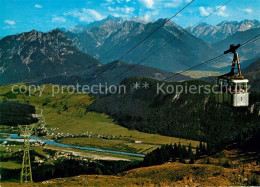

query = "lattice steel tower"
[[18, 124, 34, 183]]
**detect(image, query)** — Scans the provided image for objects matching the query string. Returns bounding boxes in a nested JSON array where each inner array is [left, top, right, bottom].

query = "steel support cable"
[[105, 0, 232, 85], [93, 34, 260, 111]]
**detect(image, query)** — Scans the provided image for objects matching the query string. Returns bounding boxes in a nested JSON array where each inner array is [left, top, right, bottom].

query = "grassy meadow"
[[0, 84, 199, 157]]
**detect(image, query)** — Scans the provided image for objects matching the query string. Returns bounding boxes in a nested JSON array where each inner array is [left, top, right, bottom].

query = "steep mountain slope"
[[0, 30, 100, 85], [5, 149, 259, 186], [67, 17, 218, 72], [214, 28, 260, 60], [244, 58, 260, 91], [90, 77, 260, 148], [38, 61, 191, 86], [92, 61, 191, 84], [189, 20, 260, 43]]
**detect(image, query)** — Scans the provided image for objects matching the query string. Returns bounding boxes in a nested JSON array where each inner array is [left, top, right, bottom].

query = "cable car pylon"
[[18, 124, 35, 183]]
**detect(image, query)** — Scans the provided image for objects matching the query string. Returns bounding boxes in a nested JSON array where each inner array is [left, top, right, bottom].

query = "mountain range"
[[38, 60, 190, 86], [68, 15, 126, 34], [66, 17, 218, 72], [0, 29, 189, 85], [0, 29, 100, 85], [214, 28, 260, 61], [0, 16, 259, 85], [189, 19, 260, 44], [66, 17, 259, 71]]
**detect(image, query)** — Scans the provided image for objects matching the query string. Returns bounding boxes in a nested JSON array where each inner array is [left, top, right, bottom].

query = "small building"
[[32, 114, 44, 118]]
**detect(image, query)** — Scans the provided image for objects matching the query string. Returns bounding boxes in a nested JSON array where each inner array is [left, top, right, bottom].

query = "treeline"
[[0, 101, 38, 126], [237, 128, 260, 153], [1, 143, 207, 182], [122, 143, 207, 172], [1, 157, 131, 182], [141, 143, 207, 167], [0, 149, 45, 162], [90, 78, 260, 153], [32, 159, 130, 182], [0, 147, 132, 182]]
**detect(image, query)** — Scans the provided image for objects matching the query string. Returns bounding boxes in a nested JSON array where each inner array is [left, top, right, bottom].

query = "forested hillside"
[[244, 58, 260, 92], [0, 101, 38, 125], [90, 77, 260, 151]]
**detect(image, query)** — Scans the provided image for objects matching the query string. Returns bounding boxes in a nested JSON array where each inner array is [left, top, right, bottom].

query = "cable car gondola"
[[215, 44, 249, 107]]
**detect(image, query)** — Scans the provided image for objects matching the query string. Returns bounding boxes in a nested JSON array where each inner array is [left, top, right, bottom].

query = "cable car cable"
[[84, 0, 194, 86], [92, 34, 260, 111], [44, 1, 194, 116], [105, 0, 232, 85]]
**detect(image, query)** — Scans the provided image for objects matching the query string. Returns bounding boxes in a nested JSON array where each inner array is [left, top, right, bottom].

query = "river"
[[0, 133, 145, 158]]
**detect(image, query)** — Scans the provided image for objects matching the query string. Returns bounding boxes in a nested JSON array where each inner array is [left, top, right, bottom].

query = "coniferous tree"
[[188, 143, 193, 157], [169, 144, 174, 157], [189, 154, 195, 164], [179, 154, 185, 164], [182, 145, 188, 158], [177, 143, 182, 158], [174, 143, 178, 157], [195, 145, 200, 158]]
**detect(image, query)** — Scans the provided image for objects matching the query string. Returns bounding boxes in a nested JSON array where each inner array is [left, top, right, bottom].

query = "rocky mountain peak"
[[196, 22, 211, 27], [0, 30, 100, 85], [190, 19, 260, 43], [67, 18, 218, 72]]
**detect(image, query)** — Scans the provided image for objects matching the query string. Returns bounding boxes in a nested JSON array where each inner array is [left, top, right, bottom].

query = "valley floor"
[[1, 84, 259, 186], [0, 84, 199, 158], [2, 149, 259, 186]]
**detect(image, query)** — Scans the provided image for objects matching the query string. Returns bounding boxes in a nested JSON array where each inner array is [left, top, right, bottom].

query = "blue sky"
[[0, 0, 259, 37]]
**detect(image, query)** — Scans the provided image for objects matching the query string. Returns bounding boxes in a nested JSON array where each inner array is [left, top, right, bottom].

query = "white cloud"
[[112, 13, 128, 17], [104, 0, 115, 4], [4, 20, 16, 25], [199, 7, 212, 16], [242, 8, 253, 13], [65, 9, 104, 22], [108, 6, 115, 11], [108, 6, 135, 13], [3, 20, 15, 29], [84, 9, 104, 20], [216, 6, 228, 17], [165, 0, 183, 8], [139, 0, 154, 9], [52, 16, 66, 23], [35, 4, 42, 8], [143, 9, 159, 21], [125, 7, 135, 13], [199, 6, 228, 17], [2, 26, 14, 29]]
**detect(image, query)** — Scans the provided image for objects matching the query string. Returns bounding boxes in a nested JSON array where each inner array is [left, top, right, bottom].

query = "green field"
[[0, 84, 199, 157], [0, 161, 21, 169], [180, 70, 221, 79], [0, 144, 23, 156]]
